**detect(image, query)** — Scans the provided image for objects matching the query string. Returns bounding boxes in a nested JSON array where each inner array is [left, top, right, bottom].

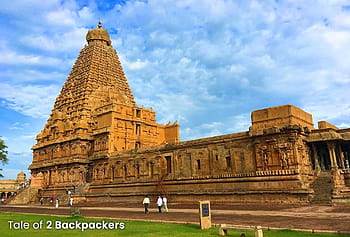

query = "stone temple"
[[16, 23, 350, 205]]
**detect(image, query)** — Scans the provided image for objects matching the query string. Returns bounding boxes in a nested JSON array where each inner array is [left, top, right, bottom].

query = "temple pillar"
[[110, 166, 115, 182], [327, 141, 338, 170], [337, 144, 346, 169], [311, 143, 320, 171]]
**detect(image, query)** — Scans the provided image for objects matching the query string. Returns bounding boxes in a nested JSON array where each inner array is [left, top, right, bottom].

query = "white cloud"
[[1, 0, 350, 149], [102, 0, 350, 140], [120, 56, 149, 70], [1, 69, 66, 83], [182, 113, 251, 141], [9, 122, 30, 130], [46, 9, 77, 26], [0, 0, 61, 14], [0, 83, 59, 118], [0, 48, 64, 67], [337, 122, 350, 128], [20, 27, 87, 52]]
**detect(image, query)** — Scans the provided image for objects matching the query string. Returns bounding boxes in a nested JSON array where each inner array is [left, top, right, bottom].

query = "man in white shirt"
[[157, 196, 163, 213], [69, 197, 74, 206], [142, 195, 150, 214], [162, 196, 168, 212]]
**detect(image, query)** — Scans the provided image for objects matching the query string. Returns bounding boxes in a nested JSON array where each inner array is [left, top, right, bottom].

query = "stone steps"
[[9, 187, 40, 204], [34, 183, 90, 205], [310, 171, 333, 205]]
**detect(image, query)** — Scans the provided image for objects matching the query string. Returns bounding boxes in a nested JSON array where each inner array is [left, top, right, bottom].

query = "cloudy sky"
[[1, 0, 350, 179]]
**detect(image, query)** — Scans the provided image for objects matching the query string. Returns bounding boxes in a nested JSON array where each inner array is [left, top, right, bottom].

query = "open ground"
[[1, 202, 350, 234]]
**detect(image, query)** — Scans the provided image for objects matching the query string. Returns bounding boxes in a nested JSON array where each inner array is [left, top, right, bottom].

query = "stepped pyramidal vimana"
[[17, 22, 350, 206]]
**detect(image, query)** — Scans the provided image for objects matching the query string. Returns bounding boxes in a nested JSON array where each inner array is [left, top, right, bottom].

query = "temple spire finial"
[[86, 20, 111, 46]]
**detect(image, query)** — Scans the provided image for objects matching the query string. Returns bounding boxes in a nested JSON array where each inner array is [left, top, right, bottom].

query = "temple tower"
[[29, 22, 180, 188]]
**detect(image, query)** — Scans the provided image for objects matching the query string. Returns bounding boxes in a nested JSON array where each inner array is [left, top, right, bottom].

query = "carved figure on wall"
[[104, 164, 110, 179], [262, 151, 269, 170], [115, 161, 123, 178], [139, 159, 147, 175], [150, 161, 154, 178], [79, 166, 87, 183], [80, 170, 85, 182], [61, 171, 66, 182], [126, 160, 134, 176], [280, 150, 289, 169], [135, 163, 140, 178], [102, 139, 108, 151], [123, 164, 127, 179], [93, 168, 98, 180]]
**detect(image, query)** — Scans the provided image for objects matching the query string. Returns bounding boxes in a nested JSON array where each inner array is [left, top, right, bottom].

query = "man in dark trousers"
[[142, 195, 150, 214], [157, 196, 163, 213]]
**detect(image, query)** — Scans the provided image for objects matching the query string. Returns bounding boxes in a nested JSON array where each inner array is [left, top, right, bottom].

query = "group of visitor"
[[142, 195, 168, 214], [39, 195, 74, 208]]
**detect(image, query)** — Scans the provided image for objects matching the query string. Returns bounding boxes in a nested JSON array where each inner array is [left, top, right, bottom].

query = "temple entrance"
[[311, 142, 332, 171], [311, 141, 350, 171], [318, 142, 331, 170]]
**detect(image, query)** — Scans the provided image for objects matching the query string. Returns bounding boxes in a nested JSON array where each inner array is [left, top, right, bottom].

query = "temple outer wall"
[[80, 123, 314, 204], [85, 169, 311, 204], [29, 105, 350, 206]]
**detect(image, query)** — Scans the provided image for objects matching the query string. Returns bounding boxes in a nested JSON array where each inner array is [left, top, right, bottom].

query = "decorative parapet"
[[175, 169, 300, 181]]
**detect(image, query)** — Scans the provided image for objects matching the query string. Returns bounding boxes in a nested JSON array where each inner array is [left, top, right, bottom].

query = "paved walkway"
[[6, 204, 350, 218], [1, 204, 350, 234]]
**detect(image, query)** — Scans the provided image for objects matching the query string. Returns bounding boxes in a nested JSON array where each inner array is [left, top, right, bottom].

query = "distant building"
[[0, 171, 27, 199], [25, 23, 350, 206]]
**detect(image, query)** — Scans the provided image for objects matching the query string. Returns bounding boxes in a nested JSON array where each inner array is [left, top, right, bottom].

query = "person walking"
[[40, 197, 44, 205], [55, 198, 59, 208], [157, 196, 163, 213], [69, 197, 74, 206], [162, 196, 168, 213], [142, 195, 150, 214]]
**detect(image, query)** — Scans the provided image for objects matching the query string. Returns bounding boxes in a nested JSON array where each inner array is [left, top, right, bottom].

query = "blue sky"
[[1, 0, 350, 180]]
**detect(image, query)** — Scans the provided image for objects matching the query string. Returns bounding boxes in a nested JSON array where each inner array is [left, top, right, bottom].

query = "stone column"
[[110, 166, 115, 182], [327, 141, 338, 170], [311, 143, 320, 171], [337, 144, 346, 169]]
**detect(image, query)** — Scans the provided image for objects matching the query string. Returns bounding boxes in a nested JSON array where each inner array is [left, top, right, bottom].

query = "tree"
[[0, 138, 8, 178]]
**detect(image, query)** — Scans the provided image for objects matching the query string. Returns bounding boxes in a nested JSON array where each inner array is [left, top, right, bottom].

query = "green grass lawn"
[[0, 212, 348, 237]]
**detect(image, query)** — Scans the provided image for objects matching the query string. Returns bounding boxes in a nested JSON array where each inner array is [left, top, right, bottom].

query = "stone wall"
[[81, 124, 313, 204]]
